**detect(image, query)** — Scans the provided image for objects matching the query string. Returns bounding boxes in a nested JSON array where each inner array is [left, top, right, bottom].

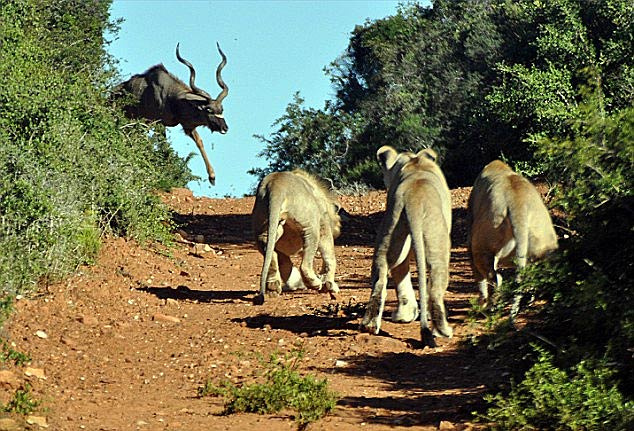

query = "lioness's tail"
[[404, 198, 435, 348], [508, 199, 529, 270], [260, 189, 283, 297]]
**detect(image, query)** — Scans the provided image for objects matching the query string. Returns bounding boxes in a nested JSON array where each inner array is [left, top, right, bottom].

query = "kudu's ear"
[[417, 147, 438, 163], [183, 92, 209, 103], [376, 146, 398, 171]]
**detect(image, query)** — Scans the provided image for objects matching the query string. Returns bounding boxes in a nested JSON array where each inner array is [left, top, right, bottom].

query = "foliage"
[[251, 0, 633, 188], [0, 341, 31, 367], [0, 0, 193, 297], [249, 94, 359, 188], [481, 346, 634, 431], [199, 349, 338, 428], [481, 79, 633, 426], [3, 385, 40, 415]]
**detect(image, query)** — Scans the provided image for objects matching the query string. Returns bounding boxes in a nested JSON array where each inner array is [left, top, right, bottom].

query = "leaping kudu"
[[113, 43, 229, 185]]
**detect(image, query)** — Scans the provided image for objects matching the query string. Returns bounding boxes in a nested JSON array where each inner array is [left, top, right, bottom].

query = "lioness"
[[251, 169, 341, 305], [361, 146, 452, 348], [468, 160, 558, 309]]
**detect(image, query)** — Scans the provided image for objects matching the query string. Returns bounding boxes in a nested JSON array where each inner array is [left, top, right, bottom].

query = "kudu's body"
[[114, 43, 228, 185]]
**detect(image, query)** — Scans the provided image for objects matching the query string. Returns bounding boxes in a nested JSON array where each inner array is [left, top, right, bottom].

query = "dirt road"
[[2, 187, 504, 430]]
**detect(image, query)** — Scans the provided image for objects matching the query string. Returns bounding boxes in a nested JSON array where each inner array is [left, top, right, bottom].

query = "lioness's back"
[[470, 160, 558, 259]]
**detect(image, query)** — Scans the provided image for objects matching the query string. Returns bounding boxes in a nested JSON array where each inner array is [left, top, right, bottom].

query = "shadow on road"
[[171, 212, 253, 245], [137, 284, 252, 303]]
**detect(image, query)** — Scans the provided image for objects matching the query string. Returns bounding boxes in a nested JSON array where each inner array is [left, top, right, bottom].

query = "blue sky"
[[107, 0, 405, 197]]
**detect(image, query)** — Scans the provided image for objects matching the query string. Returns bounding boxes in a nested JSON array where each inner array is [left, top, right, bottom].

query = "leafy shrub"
[[199, 349, 338, 428], [481, 346, 634, 431], [3, 384, 40, 415], [0, 0, 194, 298], [0, 341, 31, 367], [479, 75, 633, 427]]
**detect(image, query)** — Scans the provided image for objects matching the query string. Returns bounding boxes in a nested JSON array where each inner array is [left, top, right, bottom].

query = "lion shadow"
[[171, 212, 253, 245], [331, 347, 507, 426], [137, 284, 251, 303], [231, 313, 360, 336]]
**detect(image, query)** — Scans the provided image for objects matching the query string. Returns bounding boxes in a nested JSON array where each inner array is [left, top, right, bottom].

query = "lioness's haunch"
[[360, 146, 452, 348], [468, 160, 558, 310], [251, 169, 341, 305]]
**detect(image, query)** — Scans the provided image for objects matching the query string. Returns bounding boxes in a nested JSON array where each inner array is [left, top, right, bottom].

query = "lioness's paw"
[[359, 320, 380, 335], [266, 280, 282, 295], [432, 323, 453, 338], [391, 304, 419, 323], [283, 267, 307, 291], [282, 282, 306, 292], [360, 313, 381, 335], [321, 280, 339, 294]]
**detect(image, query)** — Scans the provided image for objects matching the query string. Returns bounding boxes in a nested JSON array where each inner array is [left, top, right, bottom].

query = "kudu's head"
[[175, 43, 229, 134]]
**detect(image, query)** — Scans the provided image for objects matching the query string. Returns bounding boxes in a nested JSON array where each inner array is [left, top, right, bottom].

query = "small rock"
[[60, 335, 76, 348], [334, 360, 349, 368], [0, 370, 19, 388], [26, 416, 48, 428], [152, 313, 181, 324], [78, 315, 98, 326], [439, 420, 456, 430], [35, 330, 48, 339], [191, 243, 208, 257], [0, 418, 21, 431], [174, 231, 191, 244], [354, 332, 405, 351], [24, 367, 46, 380], [136, 420, 148, 426]]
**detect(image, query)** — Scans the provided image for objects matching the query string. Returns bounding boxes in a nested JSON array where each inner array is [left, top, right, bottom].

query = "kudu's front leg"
[[185, 128, 216, 186]]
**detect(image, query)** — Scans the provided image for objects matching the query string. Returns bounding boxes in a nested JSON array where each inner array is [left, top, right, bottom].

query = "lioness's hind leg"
[[472, 252, 494, 308], [391, 260, 419, 323], [318, 229, 339, 294], [279, 254, 306, 291], [429, 264, 452, 338], [360, 269, 388, 334], [299, 227, 322, 290], [361, 234, 403, 333], [265, 251, 283, 296]]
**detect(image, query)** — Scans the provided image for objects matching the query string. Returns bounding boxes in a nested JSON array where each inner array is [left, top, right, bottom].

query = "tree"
[[0, 0, 193, 295], [252, 0, 633, 187]]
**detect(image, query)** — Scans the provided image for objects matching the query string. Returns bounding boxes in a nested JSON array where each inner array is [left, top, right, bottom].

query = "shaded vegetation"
[[0, 0, 194, 297]]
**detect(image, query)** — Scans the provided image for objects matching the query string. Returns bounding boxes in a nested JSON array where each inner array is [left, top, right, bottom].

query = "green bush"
[[480, 76, 633, 427], [3, 384, 40, 415], [199, 349, 338, 428], [481, 347, 634, 431], [0, 0, 194, 297]]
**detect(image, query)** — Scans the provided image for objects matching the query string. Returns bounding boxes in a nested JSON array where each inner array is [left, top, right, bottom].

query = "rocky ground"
[[0, 187, 510, 430]]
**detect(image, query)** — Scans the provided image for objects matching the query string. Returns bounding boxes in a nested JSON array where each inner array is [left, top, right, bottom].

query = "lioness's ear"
[[417, 148, 438, 162], [376, 146, 398, 171]]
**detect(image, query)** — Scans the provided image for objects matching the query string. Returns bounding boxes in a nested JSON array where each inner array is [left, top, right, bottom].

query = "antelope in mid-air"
[[114, 43, 229, 185]]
